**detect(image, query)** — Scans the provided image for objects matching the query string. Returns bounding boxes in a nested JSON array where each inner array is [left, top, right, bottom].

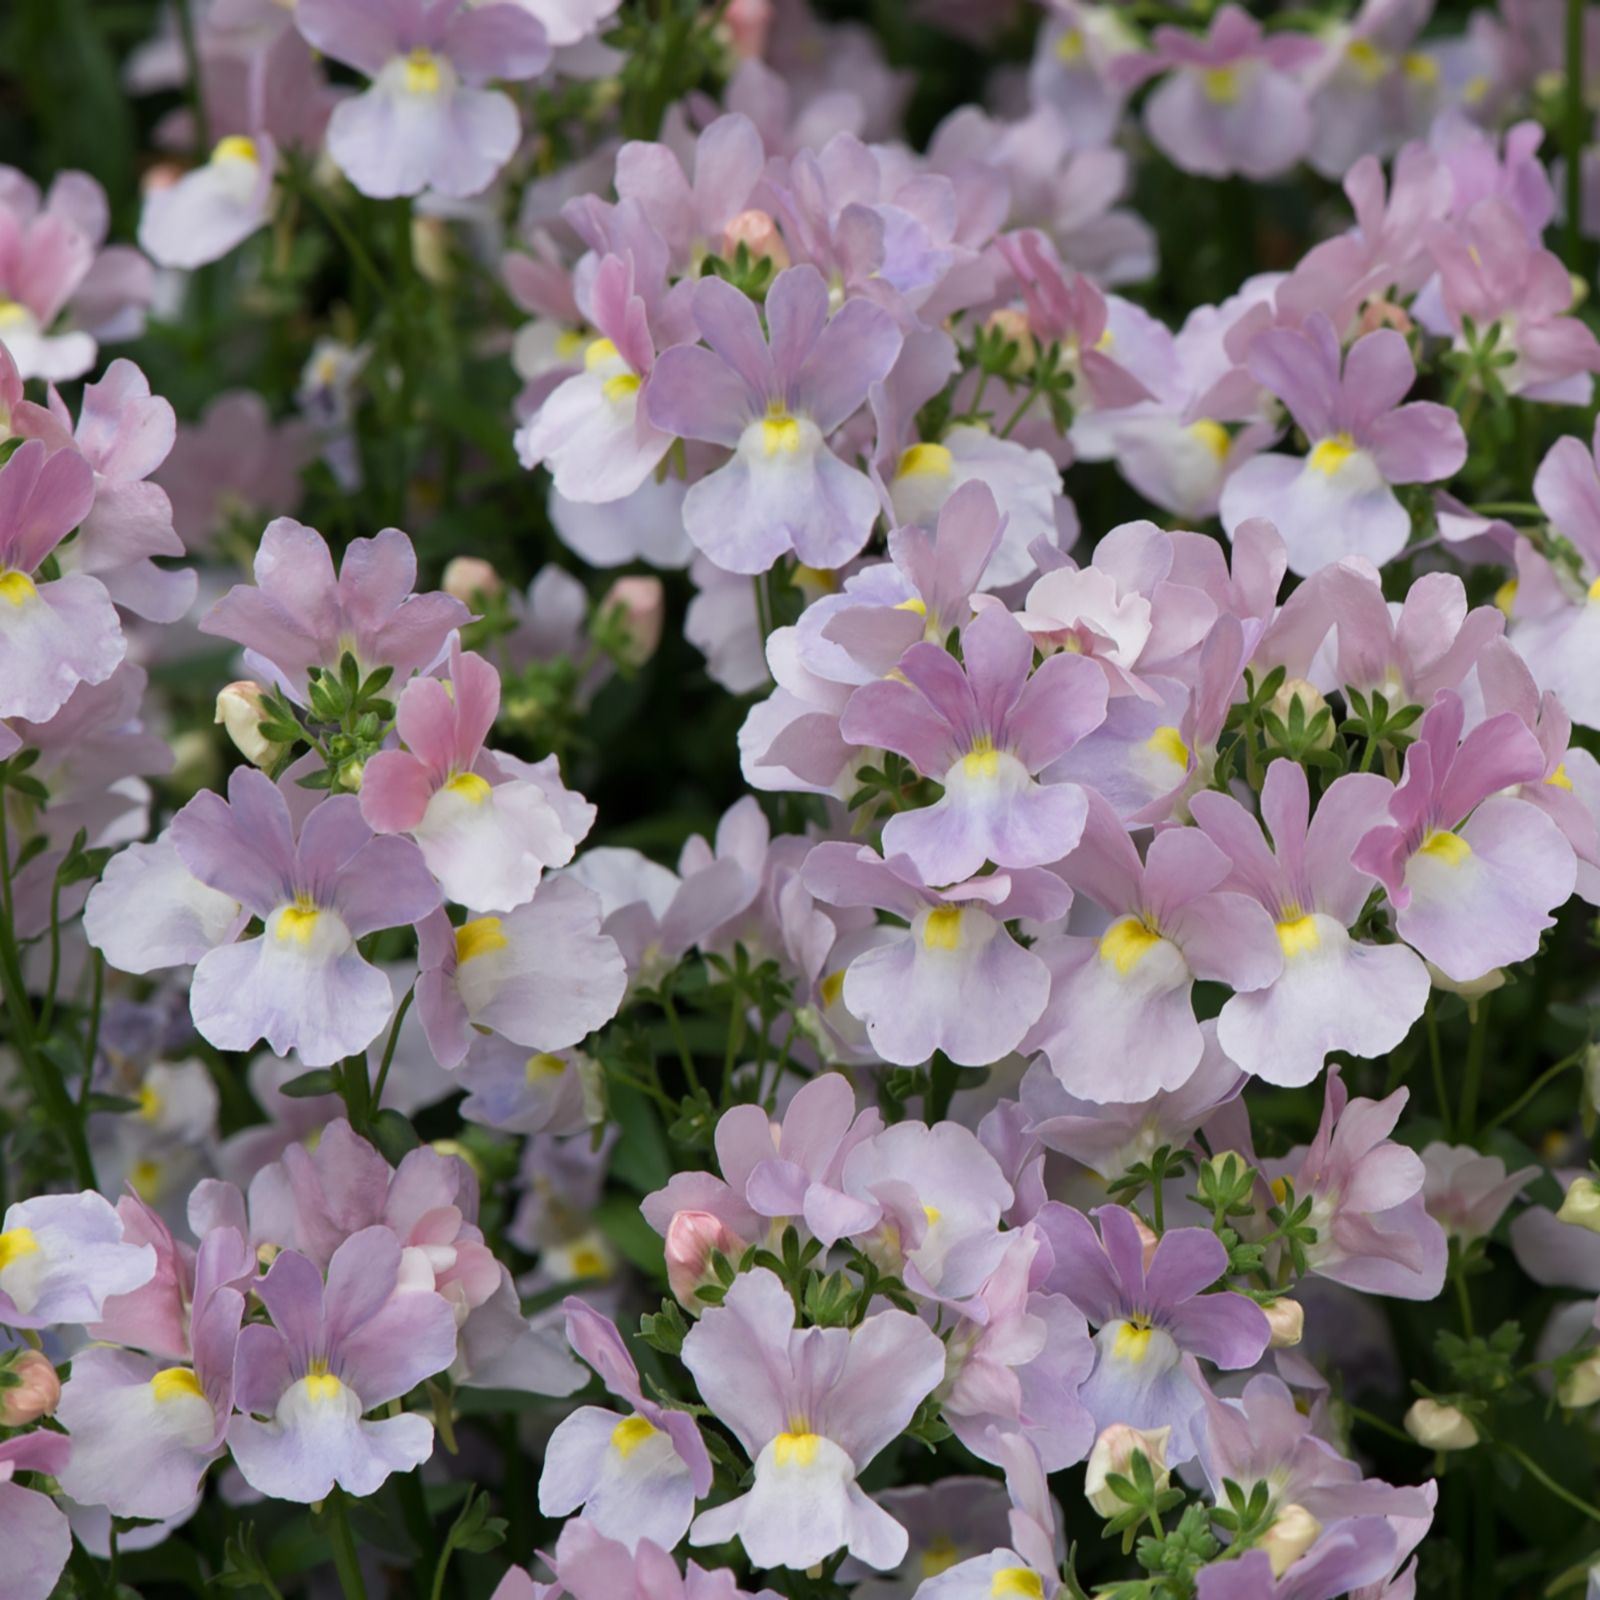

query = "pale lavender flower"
[[295, 0, 550, 199], [0, 1431, 72, 1600], [168, 770, 441, 1065], [644, 265, 902, 573], [539, 1298, 713, 1551], [1420, 1144, 1537, 1244], [843, 1475, 1012, 1600], [802, 842, 1072, 1067], [682, 1267, 946, 1570], [1219, 313, 1466, 575], [0, 1192, 157, 1330], [540, 1517, 780, 1600]]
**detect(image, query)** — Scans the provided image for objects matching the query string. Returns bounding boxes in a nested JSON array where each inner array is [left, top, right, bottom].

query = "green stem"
[[997, 380, 1041, 439], [1427, 998, 1452, 1141], [1501, 1440, 1600, 1527], [78, 951, 104, 1113], [38, 868, 62, 1032], [1459, 994, 1490, 1142], [661, 990, 701, 1096], [323, 1489, 368, 1600], [1344, 1401, 1414, 1445], [1453, 1264, 1476, 1338], [1564, 0, 1586, 268], [283, 157, 388, 300], [368, 985, 415, 1113], [1482, 1050, 1582, 1133]]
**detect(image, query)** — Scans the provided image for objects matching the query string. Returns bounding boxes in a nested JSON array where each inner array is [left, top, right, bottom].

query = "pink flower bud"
[[443, 556, 501, 604], [722, 209, 790, 270], [1084, 1422, 1171, 1516], [600, 576, 665, 667], [985, 307, 1037, 373], [722, 0, 773, 60], [1355, 299, 1414, 338], [0, 1350, 61, 1425], [1131, 1214, 1159, 1273], [666, 1209, 740, 1312]]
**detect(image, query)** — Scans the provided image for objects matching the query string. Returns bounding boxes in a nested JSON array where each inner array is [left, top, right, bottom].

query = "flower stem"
[[1482, 1050, 1581, 1133], [1564, 0, 1586, 268], [1501, 1440, 1600, 1527], [1426, 997, 1451, 1141], [323, 1489, 368, 1600], [368, 985, 415, 1114]]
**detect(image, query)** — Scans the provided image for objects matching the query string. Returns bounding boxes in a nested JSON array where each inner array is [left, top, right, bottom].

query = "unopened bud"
[[723, 209, 789, 270], [1404, 1397, 1478, 1451], [1355, 299, 1414, 338], [443, 556, 501, 604], [0, 1349, 61, 1425], [599, 575, 665, 668], [215, 680, 282, 768], [985, 307, 1037, 374], [1084, 1422, 1171, 1516], [411, 215, 453, 287], [1264, 1298, 1305, 1349], [666, 1210, 741, 1312], [722, 0, 774, 59], [1131, 1214, 1159, 1273], [1560, 1350, 1600, 1408], [1267, 678, 1335, 750], [1558, 1177, 1600, 1233], [1261, 1505, 1321, 1577]]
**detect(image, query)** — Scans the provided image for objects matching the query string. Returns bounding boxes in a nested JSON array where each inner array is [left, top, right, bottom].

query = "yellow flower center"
[[773, 1431, 821, 1467], [525, 1052, 566, 1082], [1345, 38, 1387, 79], [304, 1358, 342, 1402], [1202, 65, 1239, 102], [137, 1083, 163, 1121], [1146, 725, 1189, 768], [446, 770, 492, 803], [455, 916, 509, 965], [991, 1570, 1044, 1599], [274, 894, 321, 944], [603, 373, 641, 402], [761, 413, 804, 455], [0, 301, 29, 329], [403, 47, 442, 95], [895, 442, 953, 479], [0, 1226, 40, 1272], [150, 1366, 205, 1403], [1056, 27, 1085, 62], [1494, 578, 1519, 615], [921, 1537, 960, 1579], [584, 337, 620, 370], [0, 570, 38, 606], [819, 969, 846, 1007], [922, 905, 963, 950], [1276, 913, 1320, 958], [1402, 51, 1439, 82], [1100, 916, 1162, 975], [130, 1159, 164, 1201], [1309, 434, 1358, 475], [211, 135, 259, 166], [610, 1415, 658, 1457], [962, 733, 1001, 779], [894, 596, 929, 616], [1188, 419, 1231, 460], [1547, 763, 1574, 791], [1419, 829, 1472, 867], [1113, 1316, 1155, 1363]]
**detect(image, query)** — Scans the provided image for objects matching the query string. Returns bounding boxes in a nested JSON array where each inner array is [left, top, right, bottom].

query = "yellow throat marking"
[[455, 916, 509, 965], [1100, 917, 1162, 975]]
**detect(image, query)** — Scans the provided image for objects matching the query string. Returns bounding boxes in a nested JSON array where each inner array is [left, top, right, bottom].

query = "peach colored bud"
[[985, 307, 1037, 373], [722, 0, 773, 60], [1084, 1423, 1171, 1516], [1355, 299, 1414, 338], [1404, 1397, 1478, 1451], [443, 556, 501, 604], [412, 215, 453, 287], [1131, 1214, 1158, 1273], [0, 1350, 61, 1425], [1267, 678, 1335, 751], [141, 161, 185, 197], [723, 209, 790, 270], [215, 680, 281, 769], [1264, 1298, 1305, 1349], [600, 576, 665, 667], [666, 1209, 740, 1312], [1261, 1505, 1321, 1577]]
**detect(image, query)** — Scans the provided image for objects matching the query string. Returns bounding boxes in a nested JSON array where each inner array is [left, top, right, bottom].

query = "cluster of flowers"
[[4, 0, 1600, 1597]]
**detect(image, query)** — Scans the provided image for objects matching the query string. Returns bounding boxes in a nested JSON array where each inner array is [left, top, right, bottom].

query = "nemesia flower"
[[841, 1476, 1012, 1600], [294, 0, 550, 199], [1420, 1144, 1538, 1243], [1137, 5, 1323, 180], [535, 1518, 779, 1600], [0, 1191, 157, 1329], [361, 642, 594, 911], [139, 133, 278, 270], [201, 518, 470, 701], [227, 1227, 457, 1502], [1265, 1071, 1447, 1299], [1024, 789, 1283, 1103], [1036, 1202, 1270, 1460], [1219, 313, 1466, 575], [168, 768, 441, 1065], [413, 884, 626, 1069], [1190, 762, 1431, 1086], [645, 264, 902, 573], [801, 842, 1072, 1067], [0, 1430, 71, 1600], [839, 605, 1107, 883], [539, 1298, 713, 1551], [1351, 691, 1576, 983], [681, 1266, 945, 1570], [0, 439, 124, 723]]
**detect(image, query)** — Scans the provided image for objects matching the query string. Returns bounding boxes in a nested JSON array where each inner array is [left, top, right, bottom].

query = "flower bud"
[[1261, 1505, 1322, 1577], [1084, 1423, 1171, 1517], [723, 209, 790, 270], [722, 0, 773, 59], [0, 1349, 61, 1425], [412, 214, 454, 287], [599, 576, 665, 668], [666, 1209, 740, 1312], [215, 680, 282, 769], [1560, 1350, 1600, 1408], [985, 307, 1037, 374], [1355, 299, 1414, 338], [1558, 1177, 1600, 1233], [442, 556, 501, 604], [1404, 1397, 1478, 1451], [1130, 1214, 1159, 1273], [1267, 677, 1335, 750], [1264, 1298, 1304, 1349]]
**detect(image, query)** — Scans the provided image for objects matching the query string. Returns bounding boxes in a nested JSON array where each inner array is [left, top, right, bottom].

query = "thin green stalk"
[[1453, 1265, 1476, 1338], [1459, 994, 1489, 1141], [1483, 1050, 1582, 1133], [368, 985, 415, 1113], [1501, 1440, 1600, 1527], [1343, 1401, 1414, 1445], [323, 1488, 368, 1600], [661, 991, 702, 1096], [37, 868, 62, 1032], [78, 951, 104, 1111], [282, 157, 387, 300], [1427, 998, 1451, 1140]]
